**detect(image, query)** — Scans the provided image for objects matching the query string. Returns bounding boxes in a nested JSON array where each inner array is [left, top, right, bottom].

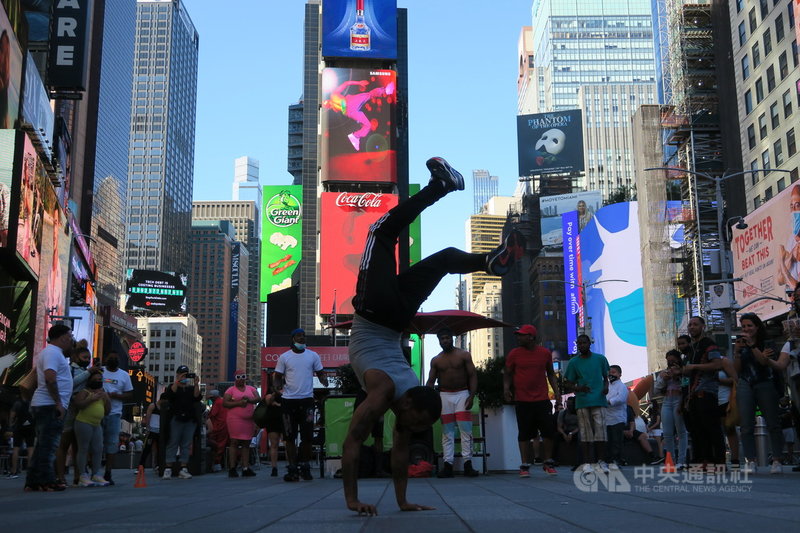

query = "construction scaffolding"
[[660, 0, 724, 330]]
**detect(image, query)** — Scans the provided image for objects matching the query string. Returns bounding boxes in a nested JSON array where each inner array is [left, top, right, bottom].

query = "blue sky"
[[185, 0, 534, 344]]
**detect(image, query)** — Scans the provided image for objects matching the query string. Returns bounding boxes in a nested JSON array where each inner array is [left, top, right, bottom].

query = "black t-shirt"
[[164, 385, 200, 422]]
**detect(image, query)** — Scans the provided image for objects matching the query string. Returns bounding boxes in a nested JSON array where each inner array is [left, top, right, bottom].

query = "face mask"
[[77, 360, 90, 368], [88, 381, 103, 390], [106, 360, 119, 371], [609, 375, 619, 382], [180, 378, 189, 385], [293, 343, 306, 351], [794, 212, 800, 236]]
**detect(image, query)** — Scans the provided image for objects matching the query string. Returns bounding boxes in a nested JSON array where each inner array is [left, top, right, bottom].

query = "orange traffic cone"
[[134, 465, 147, 488], [662, 451, 675, 473]]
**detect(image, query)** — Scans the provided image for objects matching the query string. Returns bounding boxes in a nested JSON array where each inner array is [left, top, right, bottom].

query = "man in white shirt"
[[274, 328, 328, 482], [25, 324, 74, 492], [605, 364, 628, 470], [101, 351, 133, 485]]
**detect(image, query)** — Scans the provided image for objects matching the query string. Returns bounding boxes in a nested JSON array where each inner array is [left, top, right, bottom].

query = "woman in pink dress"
[[223, 371, 259, 477]]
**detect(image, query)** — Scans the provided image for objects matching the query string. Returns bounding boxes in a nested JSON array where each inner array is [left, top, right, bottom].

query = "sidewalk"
[[1, 466, 799, 532]]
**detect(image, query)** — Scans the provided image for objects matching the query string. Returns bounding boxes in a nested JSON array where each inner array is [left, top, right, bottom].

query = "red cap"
[[515, 324, 537, 336]]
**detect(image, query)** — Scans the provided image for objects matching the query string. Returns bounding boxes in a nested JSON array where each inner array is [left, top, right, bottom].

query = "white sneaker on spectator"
[[178, 467, 192, 479], [743, 460, 757, 474], [212, 464, 222, 472], [597, 461, 610, 473], [162, 468, 172, 480], [581, 463, 593, 474], [770, 460, 782, 475], [608, 462, 620, 471]]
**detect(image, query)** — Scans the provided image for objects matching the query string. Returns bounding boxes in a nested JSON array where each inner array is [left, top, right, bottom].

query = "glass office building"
[[126, 0, 199, 275], [531, 0, 657, 112], [90, 1, 137, 305]]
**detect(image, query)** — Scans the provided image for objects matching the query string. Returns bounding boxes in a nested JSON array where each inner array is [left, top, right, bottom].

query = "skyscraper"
[[232, 156, 262, 205], [89, 0, 137, 306], [530, 0, 656, 112], [193, 200, 261, 381], [472, 169, 499, 213], [126, 0, 199, 275]]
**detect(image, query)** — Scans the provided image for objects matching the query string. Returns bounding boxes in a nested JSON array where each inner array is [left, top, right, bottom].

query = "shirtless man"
[[426, 328, 479, 478], [343, 157, 524, 515]]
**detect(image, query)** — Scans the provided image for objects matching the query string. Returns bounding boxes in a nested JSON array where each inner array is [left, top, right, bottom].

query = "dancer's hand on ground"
[[399, 502, 435, 512], [348, 500, 378, 516]]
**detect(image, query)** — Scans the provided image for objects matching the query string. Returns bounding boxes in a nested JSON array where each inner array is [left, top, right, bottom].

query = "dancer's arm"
[[343, 372, 393, 515], [392, 426, 435, 512]]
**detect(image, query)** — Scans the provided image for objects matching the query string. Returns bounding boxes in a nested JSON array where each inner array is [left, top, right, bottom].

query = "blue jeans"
[[661, 395, 688, 465], [166, 418, 196, 465], [26, 405, 64, 486], [737, 379, 784, 461]]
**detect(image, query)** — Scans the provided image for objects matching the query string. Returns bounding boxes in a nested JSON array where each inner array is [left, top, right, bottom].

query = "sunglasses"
[[235, 374, 247, 380]]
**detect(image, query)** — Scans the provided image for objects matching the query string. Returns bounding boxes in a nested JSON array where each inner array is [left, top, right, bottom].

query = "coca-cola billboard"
[[319, 192, 398, 315], [320, 68, 397, 184]]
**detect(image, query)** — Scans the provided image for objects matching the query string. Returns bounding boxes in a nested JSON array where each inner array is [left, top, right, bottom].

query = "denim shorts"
[[102, 413, 122, 454]]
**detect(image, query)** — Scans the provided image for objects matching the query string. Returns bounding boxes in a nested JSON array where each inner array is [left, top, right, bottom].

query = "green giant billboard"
[[261, 185, 302, 302]]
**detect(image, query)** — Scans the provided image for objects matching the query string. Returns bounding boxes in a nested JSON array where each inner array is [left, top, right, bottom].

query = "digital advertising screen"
[[17, 134, 46, 276], [540, 190, 602, 249], [732, 183, 798, 320], [517, 110, 585, 176], [322, 0, 397, 60], [261, 185, 302, 301], [22, 52, 54, 159], [125, 269, 188, 314], [321, 68, 397, 184], [319, 191, 398, 315], [0, 129, 15, 249], [1, 5, 24, 129]]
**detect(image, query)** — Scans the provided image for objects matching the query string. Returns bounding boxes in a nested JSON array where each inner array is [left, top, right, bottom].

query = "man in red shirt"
[[503, 325, 561, 477]]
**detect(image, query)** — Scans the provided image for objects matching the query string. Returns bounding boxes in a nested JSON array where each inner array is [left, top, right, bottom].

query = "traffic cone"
[[662, 451, 675, 473], [134, 465, 147, 488]]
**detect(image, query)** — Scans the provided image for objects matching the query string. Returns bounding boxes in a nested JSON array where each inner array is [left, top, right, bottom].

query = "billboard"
[[517, 111, 585, 176], [228, 242, 240, 380], [22, 0, 54, 43], [17, 134, 46, 276], [580, 201, 647, 380], [22, 52, 54, 159], [732, 183, 798, 320], [562, 211, 581, 355], [1, 5, 24, 128], [319, 191, 398, 315], [125, 269, 188, 313], [321, 68, 397, 183], [262, 345, 351, 369], [46, 0, 90, 93], [322, 0, 397, 60], [0, 130, 14, 248], [260, 185, 302, 301], [540, 190, 602, 249]]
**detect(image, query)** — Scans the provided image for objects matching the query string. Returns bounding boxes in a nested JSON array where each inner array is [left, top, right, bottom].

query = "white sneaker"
[[743, 460, 757, 474], [581, 463, 593, 474], [162, 468, 172, 480], [90, 475, 110, 486], [608, 462, 620, 471], [212, 464, 222, 472], [178, 467, 192, 479], [770, 460, 782, 475], [78, 474, 94, 487], [597, 461, 610, 474]]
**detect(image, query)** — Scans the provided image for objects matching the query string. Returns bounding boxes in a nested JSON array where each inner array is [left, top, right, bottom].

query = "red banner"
[[261, 346, 351, 369], [319, 192, 398, 315]]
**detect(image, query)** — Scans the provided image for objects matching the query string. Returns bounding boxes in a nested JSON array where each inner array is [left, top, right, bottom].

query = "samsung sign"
[[47, 0, 90, 95]]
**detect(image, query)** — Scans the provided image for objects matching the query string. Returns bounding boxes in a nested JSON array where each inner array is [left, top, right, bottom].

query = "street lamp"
[[644, 166, 793, 347]]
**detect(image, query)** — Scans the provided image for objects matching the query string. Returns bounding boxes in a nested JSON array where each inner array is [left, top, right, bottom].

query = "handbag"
[[253, 399, 270, 428], [724, 384, 740, 428], [17, 367, 38, 399]]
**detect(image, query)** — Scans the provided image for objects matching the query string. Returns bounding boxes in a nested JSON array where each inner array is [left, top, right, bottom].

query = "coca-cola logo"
[[335, 192, 385, 209]]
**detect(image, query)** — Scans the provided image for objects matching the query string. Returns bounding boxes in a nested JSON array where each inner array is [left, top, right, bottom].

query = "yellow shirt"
[[75, 395, 105, 426]]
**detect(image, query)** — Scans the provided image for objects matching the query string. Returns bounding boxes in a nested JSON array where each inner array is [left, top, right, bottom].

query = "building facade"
[[473, 169, 500, 214], [232, 156, 262, 205], [125, 0, 199, 275], [192, 200, 261, 380], [137, 315, 202, 385], [468, 281, 503, 367], [530, 0, 657, 113], [187, 220, 248, 387], [731, 0, 800, 208], [579, 84, 656, 200]]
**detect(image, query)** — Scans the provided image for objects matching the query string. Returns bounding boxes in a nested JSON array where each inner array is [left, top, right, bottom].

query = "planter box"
[[483, 404, 521, 472]]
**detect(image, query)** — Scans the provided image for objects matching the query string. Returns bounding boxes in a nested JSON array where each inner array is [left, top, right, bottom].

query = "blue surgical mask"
[[794, 212, 800, 236], [293, 343, 306, 351], [180, 378, 189, 385]]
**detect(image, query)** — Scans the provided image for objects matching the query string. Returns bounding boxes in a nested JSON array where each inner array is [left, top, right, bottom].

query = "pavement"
[[2, 464, 800, 532]]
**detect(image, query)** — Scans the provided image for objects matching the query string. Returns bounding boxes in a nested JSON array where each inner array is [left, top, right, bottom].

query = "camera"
[[187, 373, 196, 379]]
